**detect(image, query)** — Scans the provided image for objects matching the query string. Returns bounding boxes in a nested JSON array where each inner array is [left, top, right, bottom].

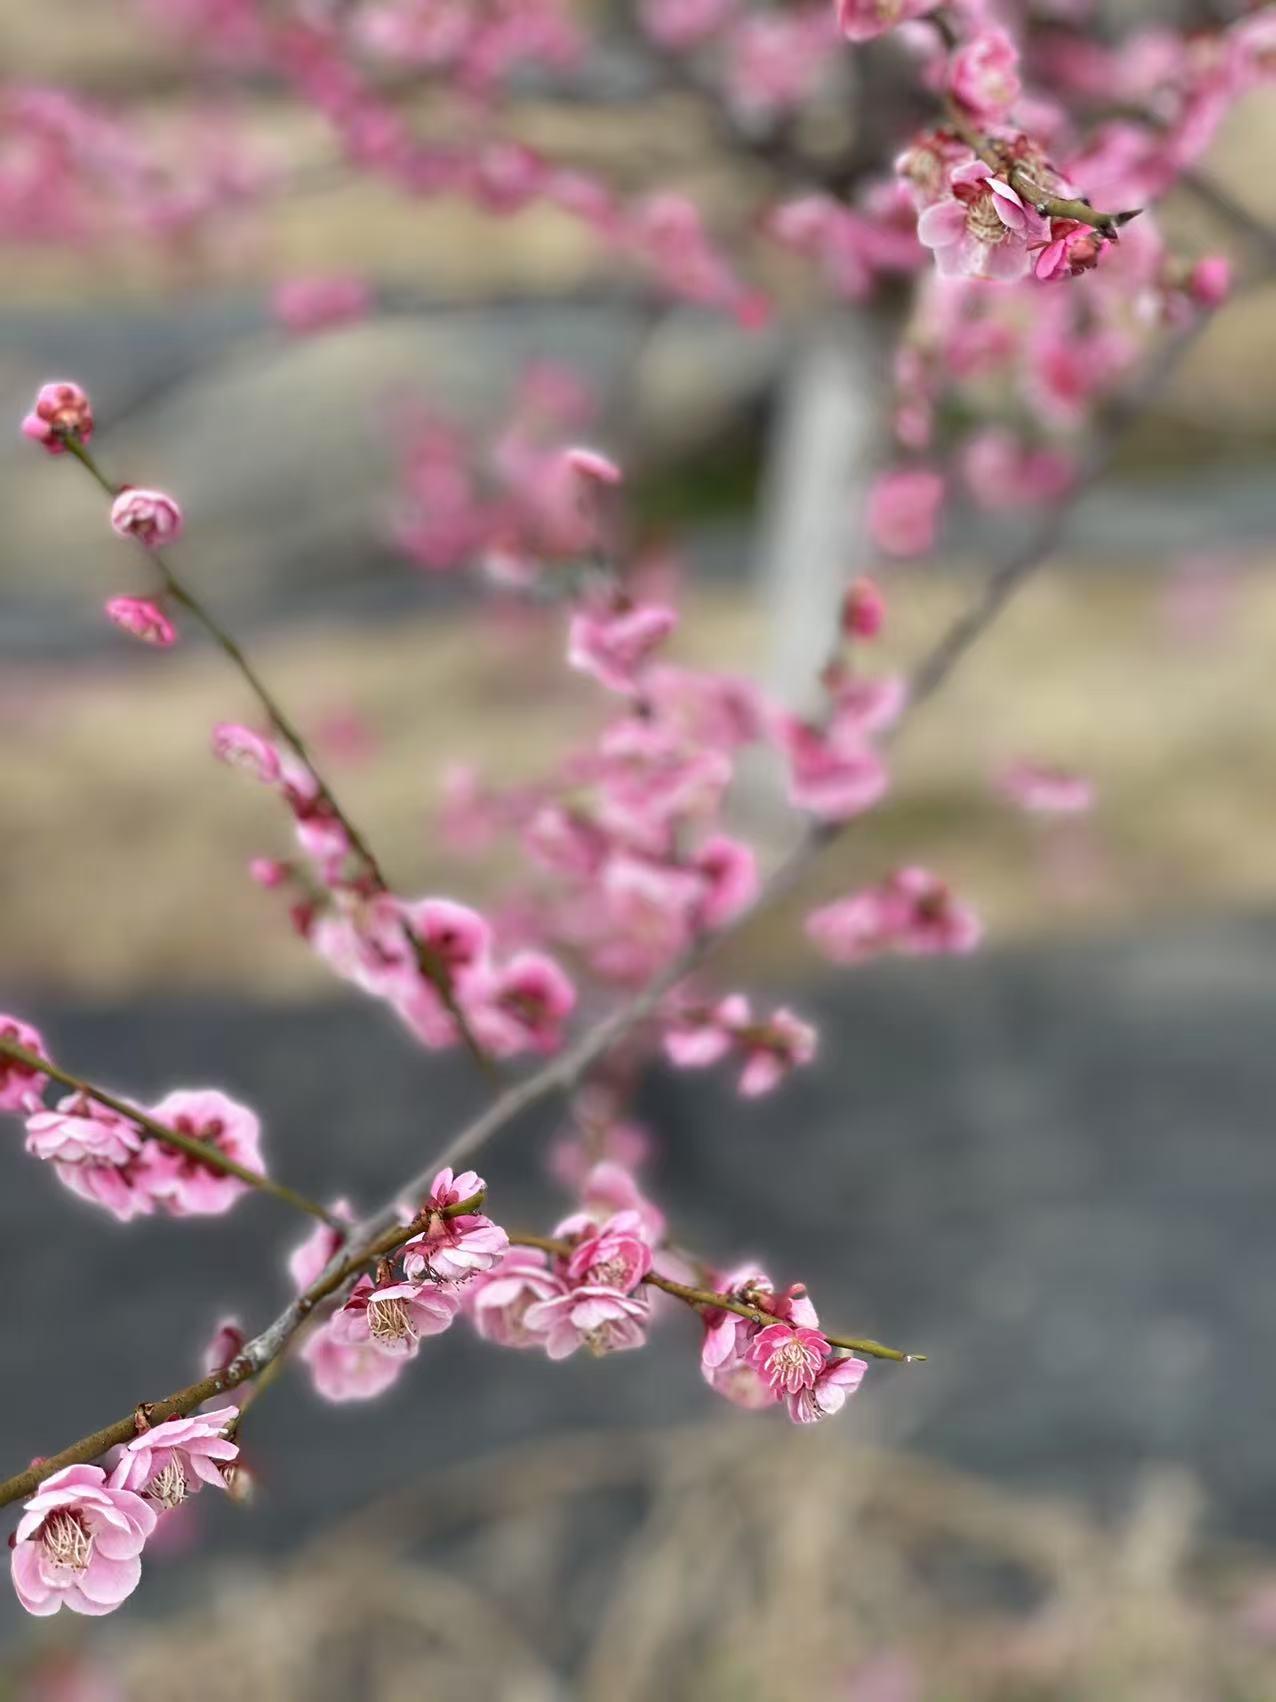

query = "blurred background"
[[3, 2, 1276, 1697]]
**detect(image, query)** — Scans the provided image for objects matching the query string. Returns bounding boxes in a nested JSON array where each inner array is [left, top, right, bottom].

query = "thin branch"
[[0, 1036, 339, 1225]]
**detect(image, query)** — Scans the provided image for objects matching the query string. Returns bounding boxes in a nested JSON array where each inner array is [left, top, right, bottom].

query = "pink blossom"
[[917, 160, 1046, 282], [807, 867, 982, 963], [565, 1209, 654, 1293], [469, 950, 576, 1057], [745, 1321, 831, 1395], [785, 1353, 868, 1423], [401, 1165, 508, 1283], [949, 29, 1022, 120], [271, 274, 372, 335], [837, 0, 938, 43], [961, 430, 1076, 509], [867, 466, 945, 558], [0, 1015, 48, 1111], [563, 445, 622, 487], [202, 1318, 245, 1376], [663, 993, 751, 1070], [829, 675, 908, 740], [701, 1313, 779, 1409], [996, 759, 1094, 815], [691, 835, 759, 929], [842, 577, 886, 639], [287, 1201, 353, 1291], [466, 1249, 568, 1348], [109, 488, 184, 550], [144, 1088, 264, 1216], [1033, 218, 1110, 282], [330, 1274, 460, 1358], [563, 1160, 668, 1244], [738, 1008, 818, 1097], [211, 722, 282, 784], [567, 601, 677, 695], [639, 0, 737, 51], [402, 897, 492, 979], [21, 381, 94, 454], [1188, 255, 1231, 308], [523, 1284, 650, 1359], [300, 1315, 405, 1402], [107, 1408, 239, 1509], [777, 716, 889, 821], [104, 597, 176, 647], [24, 1096, 154, 1222], [10, 1464, 156, 1618]]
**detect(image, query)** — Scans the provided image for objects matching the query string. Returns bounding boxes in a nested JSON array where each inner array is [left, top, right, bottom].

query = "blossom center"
[[146, 1456, 189, 1510], [368, 1296, 415, 1344], [965, 192, 1008, 246], [41, 1510, 94, 1574]]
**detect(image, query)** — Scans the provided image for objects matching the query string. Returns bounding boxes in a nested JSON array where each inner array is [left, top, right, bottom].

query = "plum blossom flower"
[[746, 1321, 831, 1395], [777, 715, 889, 821], [104, 597, 176, 647], [287, 1200, 353, 1291], [0, 1015, 48, 1111], [202, 1318, 245, 1376], [1188, 255, 1231, 308], [836, 0, 938, 44], [807, 868, 981, 963], [11, 1465, 156, 1618], [109, 488, 184, 550], [565, 1209, 654, 1293], [144, 1088, 264, 1216], [24, 1096, 154, 1222], [401, 1166, 507, 1283], [663, 993, 751, 1070], [867, 466, 945, 558], [1033, 217, 1110, 281], [949, 29, 1022, 120], [567, 600, 678, 695], [300, 1315, 405, 1402], [842, 577, 886, 640], [330, 1274, 460, 1358], [523, 1284, 650, 1359], [785, 1353, 868, 1423], [468, 950, 576, 1057], [691, 835, 759, 930], [961, 429, 1076, 509], [737, 1008, 817, 1097], [211, 722, 282, 784], [996, 759, 1094, 815], [465, 1249, 568, 1348], [108, 1409, 239, 1509], [917, 160, 1046, 282], [21, 381, 94, 454], [271, 273, 372, 335]]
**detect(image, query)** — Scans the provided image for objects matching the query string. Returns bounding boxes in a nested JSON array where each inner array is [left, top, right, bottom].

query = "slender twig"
[[510, 1233, 921, 1362], [0, 1036, 339, 1225], [61, 436, 494, 1076]]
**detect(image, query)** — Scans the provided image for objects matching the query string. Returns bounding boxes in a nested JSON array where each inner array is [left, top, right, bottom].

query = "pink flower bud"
[[212, 723, 282, 785], [109, 488, 184, 550], [841, 577, 886, 639], [21, 381, 94, 454], [0, 1015, 47, 1111], [104, 596, 176, 647], [1188, 255, 1231, 308], [868, 467, 944, 559]]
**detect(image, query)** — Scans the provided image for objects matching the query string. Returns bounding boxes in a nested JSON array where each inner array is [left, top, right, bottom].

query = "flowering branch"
[[0, 1034, 338, 1226]]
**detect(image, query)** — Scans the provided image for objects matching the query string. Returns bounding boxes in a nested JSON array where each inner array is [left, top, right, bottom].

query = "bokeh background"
[[3, 3, 1276, 1697]]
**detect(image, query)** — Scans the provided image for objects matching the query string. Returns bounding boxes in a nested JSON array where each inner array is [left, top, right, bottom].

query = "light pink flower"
[[784, 1353, 867, 1423], [565, 1209, 654, 1294], [0, 1014, 47, 1111], [917, 160, 1046, 282], [24, 1096, 154, 1222], [567, 601, 677, 695], [961, 429, 1076, 509], [300, 1315, 405, 1402], [109, 488, 184, 550], [287, 1201, 353, 1292], [466, 1249, 568, 1348], [996, 759, 1094, 815], [842, 577, 886, 639], [1188, 255, 1231, 308], [867, 466, 945, 558], [523, 1284, 650, 1359], [202, 1317, 245, 1376], [271, 273, 372, 335], [664, 993, 751, 1069], [746, 1321, 831, 1395], [144, 1088, 264, 1216], [560, 1159, 667, 1244], [211, 722, 282, 784], [691, 835, 759, 929], [829, 675, 908, 740], [330, 1274, 460, 1358], [401, 1165, 507, 1283], [737, 1008, 818, 1097], [21, 381, 94, 454], [104, 597, 176, 647], [469, 951, 577, 1057], [837, 0, 938, 43], [107, 1408, 239, 1509], [11, 1465, 156, 1618], [777, 716, 889, 821], [807, 867, 982, 963], [949, 29, 1021, 120]]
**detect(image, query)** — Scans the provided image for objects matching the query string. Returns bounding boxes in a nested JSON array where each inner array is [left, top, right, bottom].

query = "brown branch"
[[0, 1036, 340, 1226]]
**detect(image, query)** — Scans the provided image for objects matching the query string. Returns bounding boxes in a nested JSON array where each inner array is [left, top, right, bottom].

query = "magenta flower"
[[567, 600, 677, 695], [104, 597, 176, 647], [144, 1089, 265, 1216], [300, 1315, 406, 1403], [10, 1464, 156, 1618], [837, 0, 938, 43], [784, 1353, 867, 1424], [867, 467, 945, 559], [745, 1321, 831, 1395], [565, 1209, 654, 1294], [330, 1274, 460, 1358], [523, 1284, 650, 1359], [842, 577, 886, 640], [1032, 218, 1110, 283], [0, 1015, 47, 1111], [24, 1096, 154, 1222], [402, 1166, 508, 1283], [211, 722, 282, 785], [691, 835, 759, 929], [1188, 255, 1231, 308], [108, 1408, 239, 1509], [466, 1249, 569, 1348], [21, 381, 94, 455], [109, 488, 184, 550]]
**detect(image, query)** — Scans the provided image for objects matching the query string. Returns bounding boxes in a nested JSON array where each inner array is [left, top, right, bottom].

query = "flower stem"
[[1, 1035, 341, 1226]]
